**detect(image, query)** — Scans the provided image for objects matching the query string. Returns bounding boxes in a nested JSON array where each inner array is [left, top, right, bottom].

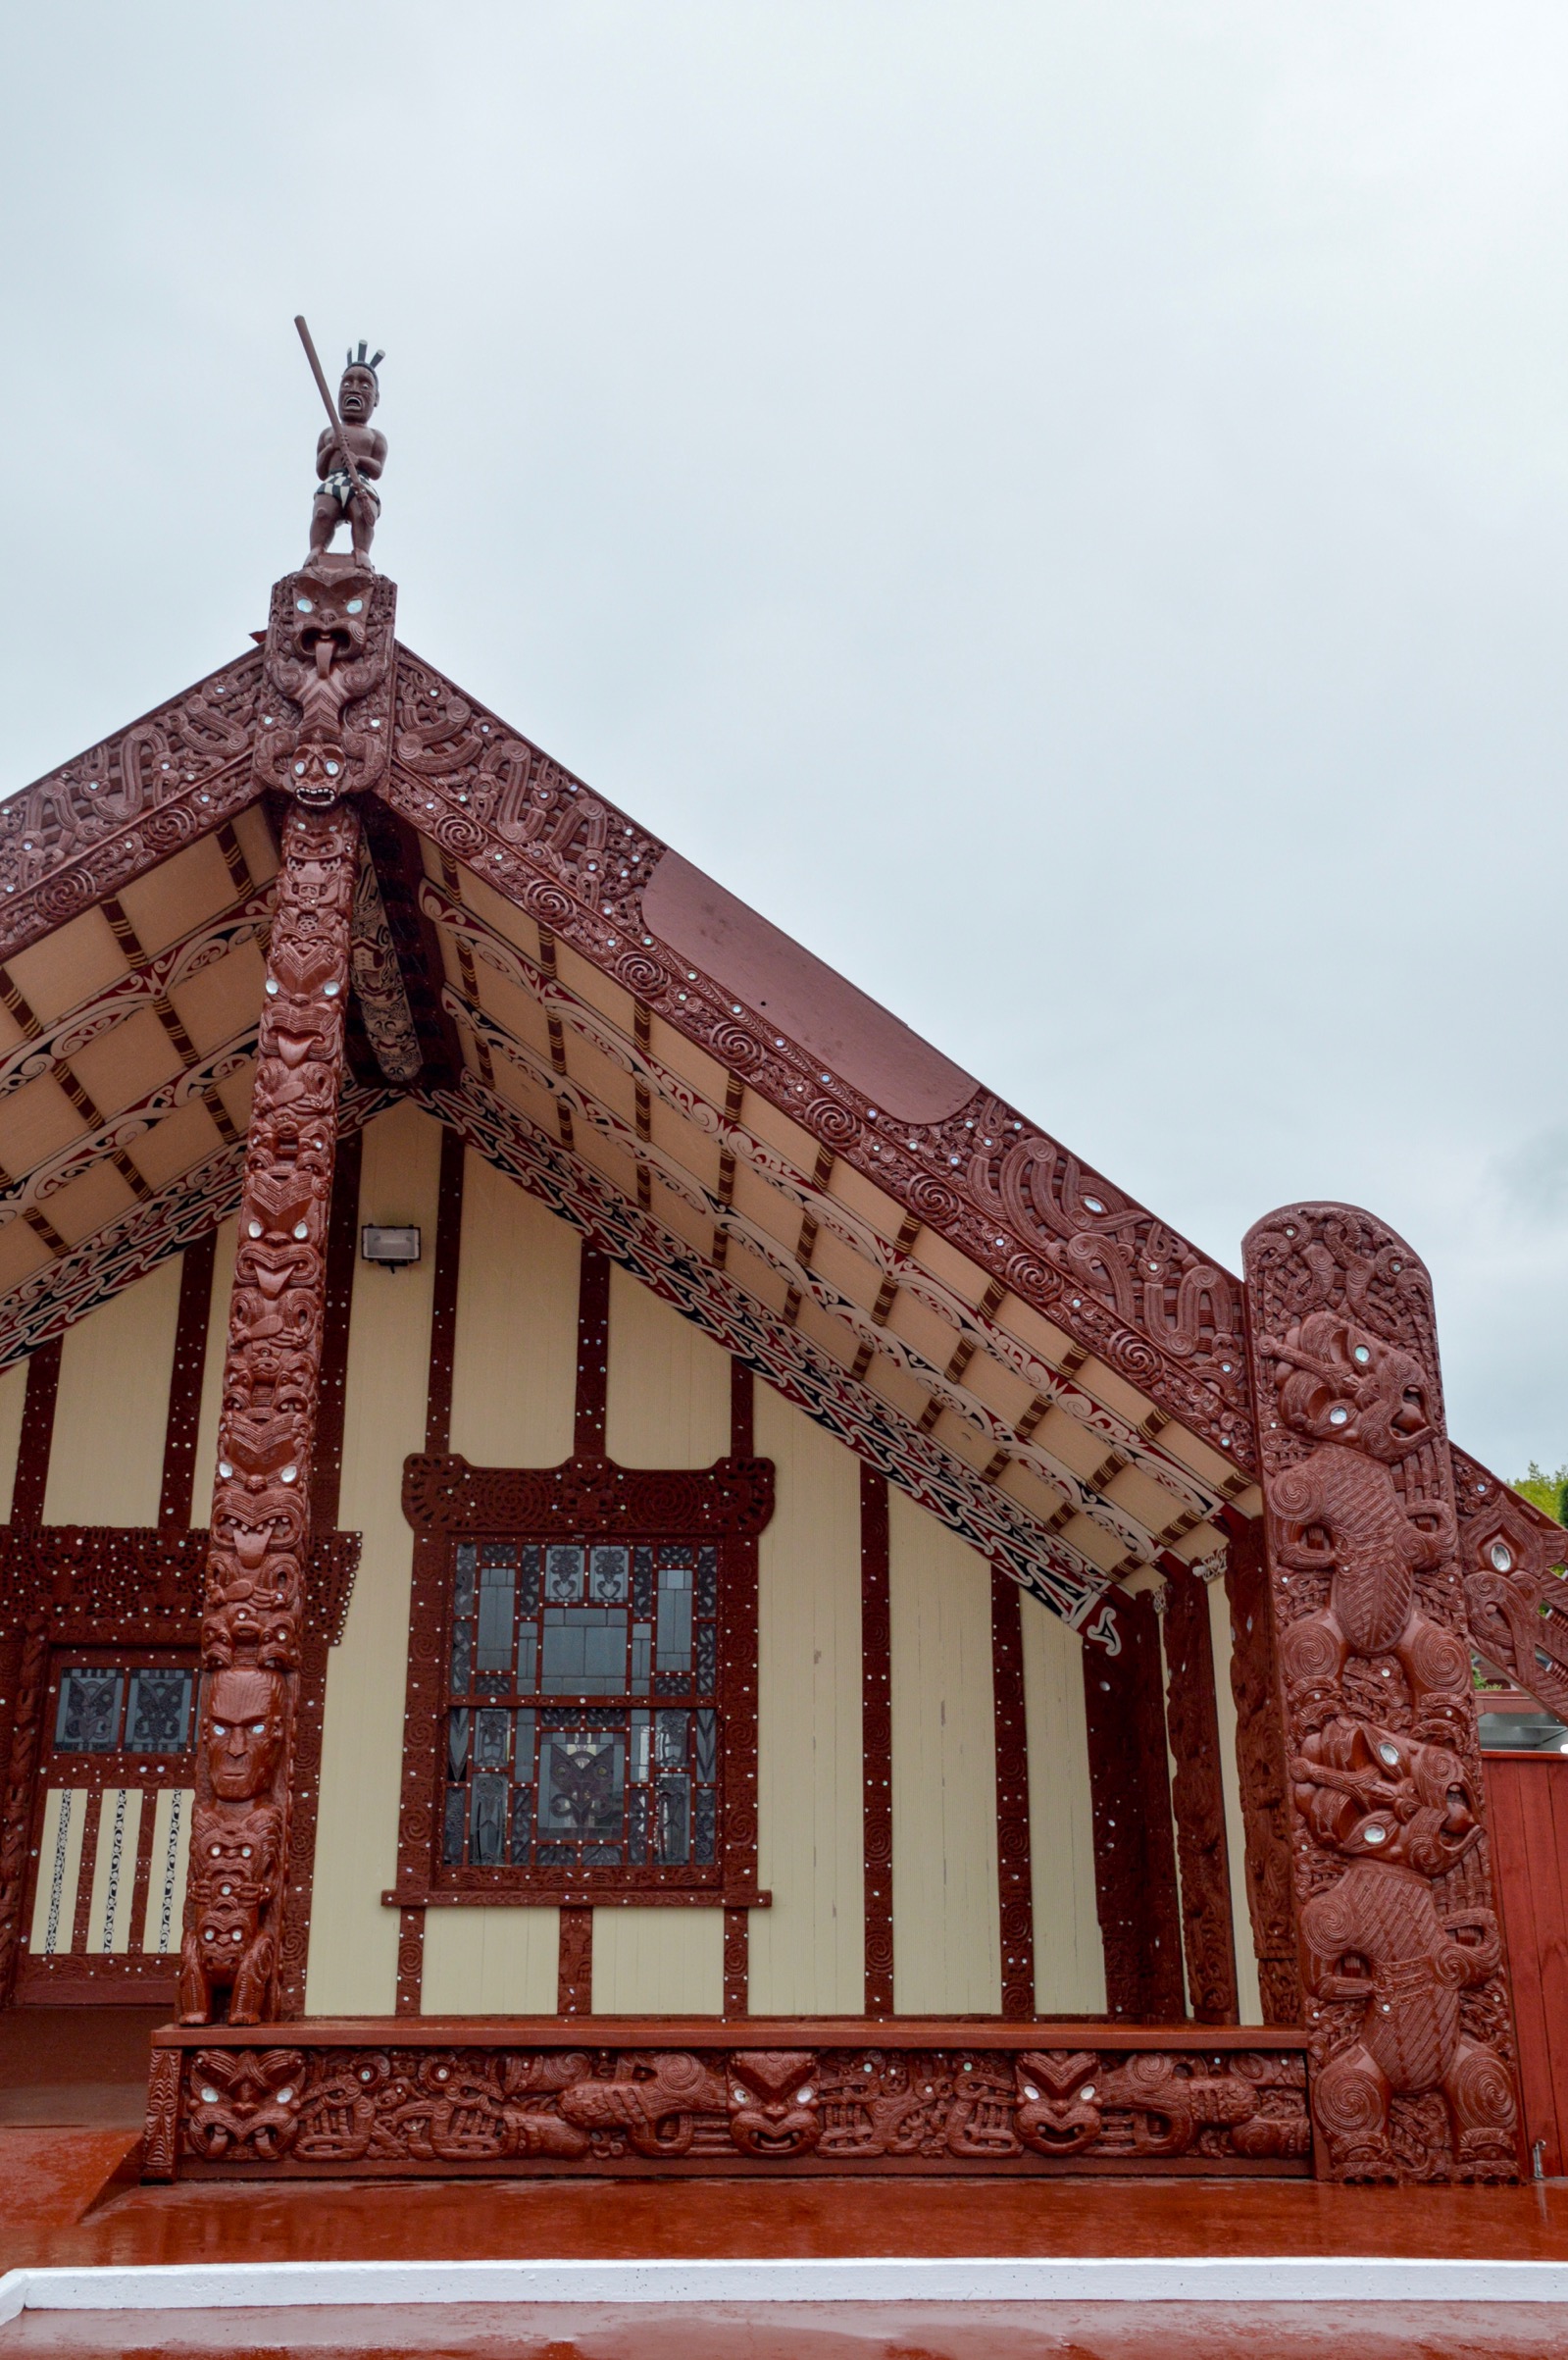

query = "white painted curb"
[[2, 2255, 1568, 2322]]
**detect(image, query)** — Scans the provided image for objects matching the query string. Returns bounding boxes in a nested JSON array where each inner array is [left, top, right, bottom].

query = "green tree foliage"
[[1514, 1463, 1568, 1526]]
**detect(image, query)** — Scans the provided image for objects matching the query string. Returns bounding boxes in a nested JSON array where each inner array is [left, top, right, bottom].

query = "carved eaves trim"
[[0, 649, 267, 968], [381, 645, 1251, 1470]]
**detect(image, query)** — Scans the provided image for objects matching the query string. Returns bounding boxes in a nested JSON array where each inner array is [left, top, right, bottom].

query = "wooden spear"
[[294, 314, 372, 503]]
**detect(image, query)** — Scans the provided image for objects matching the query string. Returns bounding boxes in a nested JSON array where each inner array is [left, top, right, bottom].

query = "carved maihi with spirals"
[[1241, 1205, 1520, 2182], [182, 800, 361, 2025]]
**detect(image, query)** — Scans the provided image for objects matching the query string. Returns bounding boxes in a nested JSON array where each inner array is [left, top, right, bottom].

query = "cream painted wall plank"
[[1020, 1592, 1106, 2013], [1209, 1572, 1264, 2026], [449, 1154, 578, 1467], [748, 1387, 864, 2014], [191, 1217, 237, 1523], [888, 1492, 1000, 2015], [306, 1103, 443, 2016], [43, 1257, 182, 1525], [0, 1359, 28, 1520], [591, 1908, 723, 2013], [422, 1907, 560, 2013], [605, 1265, 730, 1468]]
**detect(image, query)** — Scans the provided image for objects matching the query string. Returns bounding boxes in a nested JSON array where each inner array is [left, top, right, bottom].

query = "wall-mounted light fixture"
[[361, 1225, 422, 1270]]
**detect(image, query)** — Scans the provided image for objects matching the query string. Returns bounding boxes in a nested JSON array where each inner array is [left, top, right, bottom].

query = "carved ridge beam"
[[418, 1072, 1117, 1637]]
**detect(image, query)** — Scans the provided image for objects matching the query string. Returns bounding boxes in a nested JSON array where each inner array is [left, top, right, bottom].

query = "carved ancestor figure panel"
[[1241, 1205, 1520, 2181], [144, 2022, 1310, 2180], [183, 731, 367, 2025]]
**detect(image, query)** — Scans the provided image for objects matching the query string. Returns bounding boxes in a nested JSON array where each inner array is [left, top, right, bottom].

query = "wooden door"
[[1485, 1750, 1568, 2175], [18, 1646, 198, 2004]]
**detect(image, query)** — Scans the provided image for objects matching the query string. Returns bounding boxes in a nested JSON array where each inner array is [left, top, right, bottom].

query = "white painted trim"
[[2, 2256, 1568, 2321]]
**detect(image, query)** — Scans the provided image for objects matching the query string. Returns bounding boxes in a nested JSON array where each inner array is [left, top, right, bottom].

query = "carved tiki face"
[[1273, 1311, 1435, 1462], [205, 1667, 286, 1801], [1291, 1718, 1481, 1875], [337, 365, 378, 421]]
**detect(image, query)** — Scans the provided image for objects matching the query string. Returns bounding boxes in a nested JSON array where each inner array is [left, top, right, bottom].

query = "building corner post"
[[1240, 1201, 1520, 2181]]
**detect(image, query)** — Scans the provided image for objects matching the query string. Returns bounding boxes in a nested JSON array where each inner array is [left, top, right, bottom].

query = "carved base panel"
[[143, 2018, 1311, 2180]]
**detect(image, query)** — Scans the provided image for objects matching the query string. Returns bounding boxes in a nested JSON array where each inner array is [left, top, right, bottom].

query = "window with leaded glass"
[[53, 1663, 196, 1757], [441, 1539, 722, 1880]]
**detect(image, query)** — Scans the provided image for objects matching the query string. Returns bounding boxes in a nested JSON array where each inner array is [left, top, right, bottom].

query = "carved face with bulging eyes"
[[337, 366, 378, 420], [205, 1667, 285, 1801]]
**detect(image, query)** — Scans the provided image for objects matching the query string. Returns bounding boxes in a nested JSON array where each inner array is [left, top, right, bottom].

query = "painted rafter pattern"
[[420, 1070, 1118, 1638], [351, 850, 423, 1085], [0, 652, 267, 969], [383, 646, 1251, 1467], [0, 1083, 397, 1377], [423, 876, 1232, 1544], [0, 877, 275, 1111]]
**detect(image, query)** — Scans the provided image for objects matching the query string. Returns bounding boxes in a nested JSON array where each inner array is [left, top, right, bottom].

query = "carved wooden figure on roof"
[[309, 345, 386, 570]]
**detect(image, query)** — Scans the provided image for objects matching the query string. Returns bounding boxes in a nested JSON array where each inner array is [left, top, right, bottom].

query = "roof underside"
[[0, 635, 1552, 1645]]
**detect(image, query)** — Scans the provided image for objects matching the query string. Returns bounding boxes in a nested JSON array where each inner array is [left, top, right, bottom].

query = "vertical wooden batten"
[[396, 1126, 465, 2018], [1161, 1565, 1239, 2026], [1082, 1589, 1185, 2021], [990, 1569, 1035, 2020], [860, 1464, 893, 2016], [158, 1233, 217, 1529]]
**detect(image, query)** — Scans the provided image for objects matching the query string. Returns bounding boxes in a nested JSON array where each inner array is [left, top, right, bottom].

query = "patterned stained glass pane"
[[589, 1545, 630, 1602], [471, 1771, 507, 1865], [475, 1708, 511, 1770], [442, 1784, 466, 1865], [447, 1709, 470, 1781], [695, 1546, 718, 1616], [632, 1547, 655, 1616], [125, 1668, 193, 1754], [519, 1547, 542, 1613], [694, 1619, 717, 1691], [480, 1542, 515, 1567], [693, 1708, 718, 1782], [55, 1670, 123, 1753], [627, 1783, 650, 1865], [655, 1775, 690, 1865], [509, 1785, 534, 1864], [538, 1727, 625, 1842], [514, 1709, 535, 1776], [450, 1622, 473, 1696], [545, 1545, 584, 1602], [656, 1560, 692, 1671], [692, 1783, 717, 1865], [453, 1545, 478, 1618]]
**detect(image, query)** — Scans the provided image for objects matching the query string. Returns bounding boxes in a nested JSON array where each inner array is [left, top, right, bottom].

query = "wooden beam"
[[1081, 1590, 1185, 2021]]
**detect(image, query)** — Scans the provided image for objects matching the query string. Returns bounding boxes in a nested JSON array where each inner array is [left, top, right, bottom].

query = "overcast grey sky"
[[4, 5, 1567, 1475]]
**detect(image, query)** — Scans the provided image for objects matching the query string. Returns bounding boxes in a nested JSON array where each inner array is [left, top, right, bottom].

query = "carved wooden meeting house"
[[1, 349, 1565, 2195]]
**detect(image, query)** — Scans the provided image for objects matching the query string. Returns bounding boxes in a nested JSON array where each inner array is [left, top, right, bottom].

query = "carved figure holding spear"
[[297, 319, 386, 568]]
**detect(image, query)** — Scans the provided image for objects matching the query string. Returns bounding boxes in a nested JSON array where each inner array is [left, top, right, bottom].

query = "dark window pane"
[[447, 1709, 470, 1781], [450, 1622, 473, 1696], [694, 1619, 717, 1692], [55, 1670, 123, 1753], [627, 1784, 649, 1865], [693, 1783, 717, 1865], [582, 1844, 622, 1866], [471, 1772, 507, 1865], [539, 1729, 625, 1840], [509, 1785, 534, 1865], [545, 1545, 583, 1602], [693, 1709, 718, 1783], [125, 1669, 193, 1754], [442, 1785, 467, 1865], [631, 1623, 651, 1692], [517, 1630, 538, 1690], [655, 1710, 688, 1770], [480, 1543, 516, 1567], [475, 1708, 510, 1770], [632, 1548, 655, 1615], [537, 1843, 576, 1866], [514, 1709, 535, 1776], [695, 1546, 718, 1616], [656, 1565, 692, 1671], [477, 1562, 516, 1670], [655, 1775, 690, 1865], [453, 1545, 478, 1618]]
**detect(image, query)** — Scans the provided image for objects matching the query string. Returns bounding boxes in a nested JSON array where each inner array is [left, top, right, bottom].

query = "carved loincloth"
[[317, 469, 380, 513]]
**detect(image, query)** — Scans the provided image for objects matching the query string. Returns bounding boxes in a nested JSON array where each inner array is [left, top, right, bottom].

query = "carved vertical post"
[[1222, 1516, 1300, 2024], [1162, 1565, 1239, 2025], [181, 557, 395, 2027], [1081, 1590, 1185, 2020], [1241, 1203, 1520, 2180]]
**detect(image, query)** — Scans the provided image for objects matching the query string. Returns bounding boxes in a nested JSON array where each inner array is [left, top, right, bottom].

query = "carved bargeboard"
[[1241, 1205, 1519, 2180], [144, 2021, 1310, 2180]]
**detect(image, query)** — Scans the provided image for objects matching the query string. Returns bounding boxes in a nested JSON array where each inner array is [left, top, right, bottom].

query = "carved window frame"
[[392, 1451, 773, 1909]]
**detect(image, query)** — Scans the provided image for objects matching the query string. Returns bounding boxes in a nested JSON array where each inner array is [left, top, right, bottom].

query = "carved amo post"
[[1241, 1204, 1520, 2181], [180, 555, 394, 2025]]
